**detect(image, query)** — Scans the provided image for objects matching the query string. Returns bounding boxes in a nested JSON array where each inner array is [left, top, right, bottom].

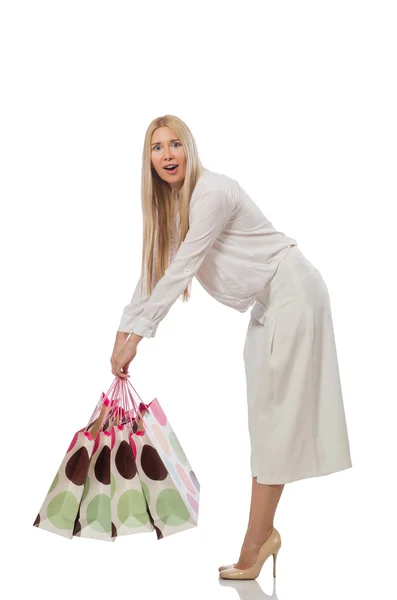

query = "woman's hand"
[[111, 333, 140, 379]]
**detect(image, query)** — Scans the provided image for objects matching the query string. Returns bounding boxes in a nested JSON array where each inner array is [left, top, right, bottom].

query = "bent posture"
[[110, 114, 352, 580]]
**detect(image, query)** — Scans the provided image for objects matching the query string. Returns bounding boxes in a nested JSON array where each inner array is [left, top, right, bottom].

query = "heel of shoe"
[[272, 549, 279, 577]]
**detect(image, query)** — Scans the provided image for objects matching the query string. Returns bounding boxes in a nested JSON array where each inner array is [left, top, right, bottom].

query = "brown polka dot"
[[132, 420, 138, 434], [111, 522, 117, 537], [33, 513, 40, 527], [94, 445, 111, 485], [115, 440, 137, 480], [141, 444, 167, 481], [65, 446, 90, 485]]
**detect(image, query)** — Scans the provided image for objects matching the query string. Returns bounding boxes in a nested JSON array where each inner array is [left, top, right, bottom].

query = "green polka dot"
[[156, 489, 190, 526], [169, 432, 187, 466], [81, 476, 90, 502], [111, 473, 116, 499], [48, 471, 59, 494], [47, 491, 78, 530], [141, 481, 150, 505], [117, 490, 149, 527], [86, 494, 111, 533]]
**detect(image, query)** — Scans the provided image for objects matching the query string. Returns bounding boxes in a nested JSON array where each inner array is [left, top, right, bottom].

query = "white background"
[[1, 1, 396, 598]]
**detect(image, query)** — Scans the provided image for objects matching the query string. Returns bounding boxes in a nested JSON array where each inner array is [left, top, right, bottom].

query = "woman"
[[110, 114, 352, 580]]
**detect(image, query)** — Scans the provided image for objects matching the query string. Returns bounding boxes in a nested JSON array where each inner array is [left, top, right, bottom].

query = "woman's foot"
[[233, 527, 274, 570]]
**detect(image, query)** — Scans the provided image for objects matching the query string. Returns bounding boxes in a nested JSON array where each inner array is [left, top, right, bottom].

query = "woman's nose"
[[163, 148, 174, 159]]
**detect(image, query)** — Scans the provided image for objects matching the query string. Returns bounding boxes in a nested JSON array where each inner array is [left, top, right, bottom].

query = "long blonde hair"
[[139, 115, 204, 302]]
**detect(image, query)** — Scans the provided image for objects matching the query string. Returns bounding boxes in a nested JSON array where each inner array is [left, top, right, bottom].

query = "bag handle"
[[85, 377, 123, 438], [85, 376, 148, 439], [118, 378, 147, 424]]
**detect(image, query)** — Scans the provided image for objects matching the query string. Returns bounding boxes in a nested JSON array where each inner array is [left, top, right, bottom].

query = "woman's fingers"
[[123, 360, 131, 376], [113, 367, 128, 379], [110, 346, 136, 378], [112, 359, 128, 378]]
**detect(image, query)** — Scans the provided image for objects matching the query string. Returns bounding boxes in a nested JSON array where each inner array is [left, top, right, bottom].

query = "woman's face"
[[151, 126, 186, 191]]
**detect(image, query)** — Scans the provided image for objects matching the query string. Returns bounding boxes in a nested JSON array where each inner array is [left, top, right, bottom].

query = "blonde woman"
[[110, 114, 352, 580]]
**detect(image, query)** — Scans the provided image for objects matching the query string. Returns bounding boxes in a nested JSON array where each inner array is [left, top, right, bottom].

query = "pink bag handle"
[[85, 376, 123, 434], [85, 376, 148, 438], [121, 379, 142, 422], [116, 378, 147, 426], [125, 378, 147, 410], [85, 376, 119, 425]]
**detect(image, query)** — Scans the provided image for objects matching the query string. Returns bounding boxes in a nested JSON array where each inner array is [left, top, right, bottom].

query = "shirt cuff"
[[117, 313, 136, 334], [117, 314, 155, 338], [126, 316, 157, 339]]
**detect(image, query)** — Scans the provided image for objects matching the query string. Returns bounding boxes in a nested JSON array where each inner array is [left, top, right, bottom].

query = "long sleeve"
[[117, 271, 152, 334], [117, 207, 180, 334], [128, 188, 234, 338]]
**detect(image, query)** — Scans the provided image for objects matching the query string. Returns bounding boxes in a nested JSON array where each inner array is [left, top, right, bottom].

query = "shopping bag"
[[74, 429, 113, 541], [122, 379, 200, 540], [33, 381, 121, 539], [74, 385, 154, 541], [109, 424, 155, 538]]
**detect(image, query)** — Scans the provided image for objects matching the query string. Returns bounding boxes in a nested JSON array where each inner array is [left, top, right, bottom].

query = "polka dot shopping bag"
[[33, 376, 200, 542], [123, 378, 200, 540], [74, 400, 154, 541], [33, 377, 154, 541]]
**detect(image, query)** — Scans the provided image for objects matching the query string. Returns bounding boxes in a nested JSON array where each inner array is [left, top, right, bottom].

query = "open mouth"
[[163, 164, 179, 173]]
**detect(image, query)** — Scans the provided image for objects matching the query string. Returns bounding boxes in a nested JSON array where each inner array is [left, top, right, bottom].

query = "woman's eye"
[[153, 142, 181, 151]]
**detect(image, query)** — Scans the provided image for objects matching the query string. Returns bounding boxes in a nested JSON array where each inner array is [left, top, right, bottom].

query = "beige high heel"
[[218, 527, 281, 580], [218, 563, 235, 572]]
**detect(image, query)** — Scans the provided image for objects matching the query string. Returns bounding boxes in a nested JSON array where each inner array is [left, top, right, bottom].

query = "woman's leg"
[[234, 477, 285, 570]]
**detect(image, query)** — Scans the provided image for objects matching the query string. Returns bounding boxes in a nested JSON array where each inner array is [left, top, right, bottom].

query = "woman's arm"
[[117, 271, 152, 334], [128, 188, 234, 339], [117, 206, 184, 336]]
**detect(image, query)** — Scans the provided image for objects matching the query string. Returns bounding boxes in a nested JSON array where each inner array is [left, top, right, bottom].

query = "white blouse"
[[118, 167, 297, 338]]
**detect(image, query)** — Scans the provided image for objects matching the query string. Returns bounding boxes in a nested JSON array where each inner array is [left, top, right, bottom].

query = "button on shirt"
[[118, 167, 298, 338]]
